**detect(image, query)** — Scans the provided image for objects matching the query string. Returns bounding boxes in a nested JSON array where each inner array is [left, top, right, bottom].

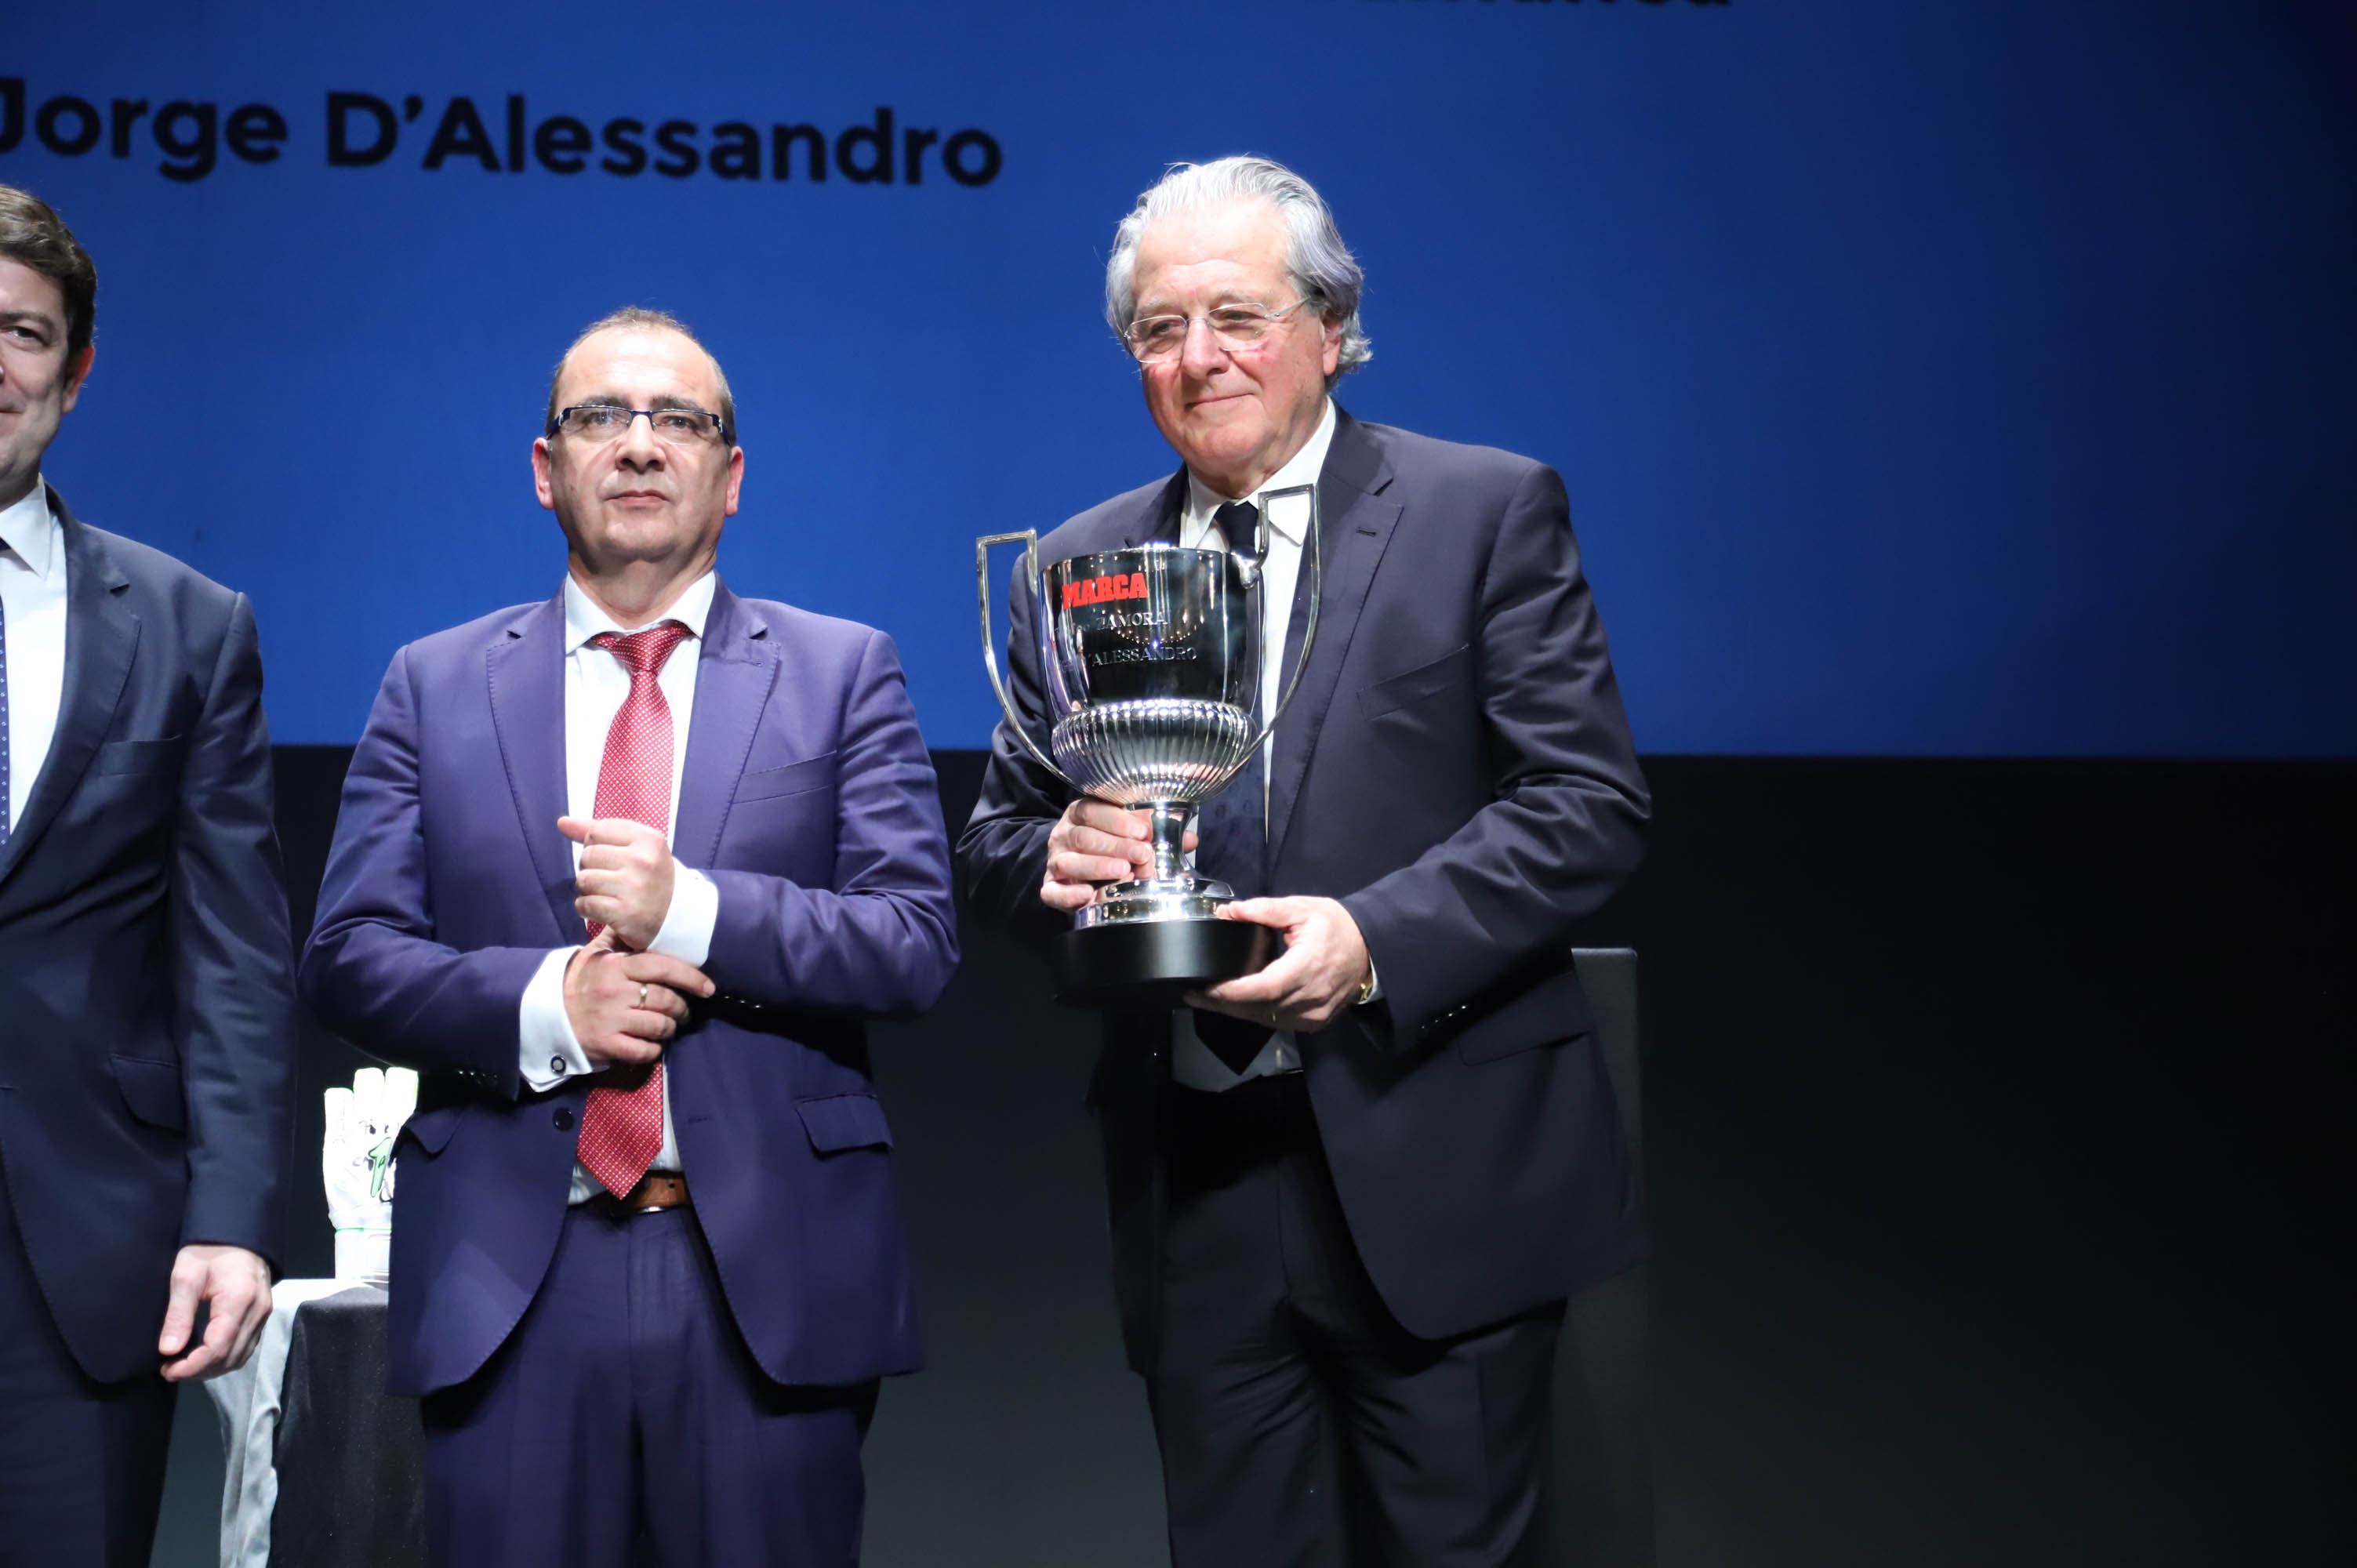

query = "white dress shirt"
[[516, 572, 723, 1202], [1168, 400, 1338, 1092], [0, 483, 67, 836]]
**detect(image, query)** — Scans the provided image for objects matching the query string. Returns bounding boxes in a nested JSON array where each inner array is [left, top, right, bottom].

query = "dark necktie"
[[573, 620, 692, 1197], [1192, 501, 1274, 1072]]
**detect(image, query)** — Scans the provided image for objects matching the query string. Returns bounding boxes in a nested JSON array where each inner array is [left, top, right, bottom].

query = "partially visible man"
[[0, 184, 293, 1565], [301, 307, 957, 1565], [959, 158, 1650, 1564]]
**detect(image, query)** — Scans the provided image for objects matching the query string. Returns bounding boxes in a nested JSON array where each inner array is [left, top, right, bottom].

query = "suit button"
[[553, 1107, 575, 1131]]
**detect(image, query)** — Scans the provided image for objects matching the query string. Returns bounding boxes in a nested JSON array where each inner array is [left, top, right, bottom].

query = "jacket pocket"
[[735, 752, 838, 803], [1357, 644, 1472, 720], [797, 1093, 893, 1154], [92, 735, 187, 777], [399, 1105, 461, 1156], [110, 1055, 187, 1131]]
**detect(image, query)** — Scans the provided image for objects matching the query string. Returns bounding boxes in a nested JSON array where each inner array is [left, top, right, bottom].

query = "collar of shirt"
[[1180, 398, 1337, 549], [0, 482, 58, 580], [560, 568, 717, 654]]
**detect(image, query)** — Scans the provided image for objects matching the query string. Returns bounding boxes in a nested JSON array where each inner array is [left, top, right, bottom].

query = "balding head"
[[544, 307, 735, 444]]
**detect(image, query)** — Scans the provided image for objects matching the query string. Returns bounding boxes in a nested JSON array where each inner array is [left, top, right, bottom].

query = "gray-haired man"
[[959, 156, 1650, 1563]]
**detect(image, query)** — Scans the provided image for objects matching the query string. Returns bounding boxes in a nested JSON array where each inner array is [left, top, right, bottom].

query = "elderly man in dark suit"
[[0, 185, 294, 1566], [959, 156, 1651, 1565], [302, 307, 957, 1565]]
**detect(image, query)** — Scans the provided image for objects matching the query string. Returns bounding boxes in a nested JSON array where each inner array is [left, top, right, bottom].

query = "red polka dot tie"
[[575, 620, 693, 1198]]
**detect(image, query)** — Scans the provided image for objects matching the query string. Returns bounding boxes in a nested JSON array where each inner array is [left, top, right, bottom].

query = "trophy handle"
[[975, 531, 1076, 786], [1233, 481, 1324, 758]]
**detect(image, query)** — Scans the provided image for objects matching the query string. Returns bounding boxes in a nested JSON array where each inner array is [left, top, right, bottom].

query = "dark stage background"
[[143, 748, 2351, 1566]]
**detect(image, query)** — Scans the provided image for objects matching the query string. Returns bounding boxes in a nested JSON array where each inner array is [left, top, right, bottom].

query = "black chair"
[[1542, 947, 1654, 1566]]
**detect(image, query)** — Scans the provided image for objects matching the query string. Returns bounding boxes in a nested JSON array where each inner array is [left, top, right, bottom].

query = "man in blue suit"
[[960, 158, 1650, 1564], [302, 307, 957, 1565], [0, 186, 293, 1566]]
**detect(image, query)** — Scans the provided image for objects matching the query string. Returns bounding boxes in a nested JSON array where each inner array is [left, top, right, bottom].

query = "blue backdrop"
[[6, 1, 2351, 755]]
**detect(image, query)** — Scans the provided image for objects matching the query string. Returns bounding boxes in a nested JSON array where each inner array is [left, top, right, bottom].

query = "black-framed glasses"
[[548, 404, 734, 446], [1120, 298, 1312, 364]]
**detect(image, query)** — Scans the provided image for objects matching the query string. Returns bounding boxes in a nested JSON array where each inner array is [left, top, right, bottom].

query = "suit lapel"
[[485, 594, 580, 944], [674, 580, 779, 869], [0, 493, 140, 895], [1121, 470, 1188, 548], [1266, 412, 1400, 869]]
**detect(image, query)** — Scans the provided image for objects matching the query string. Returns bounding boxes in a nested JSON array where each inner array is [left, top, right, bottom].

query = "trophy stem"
[[1146, 801, 1195, 885]]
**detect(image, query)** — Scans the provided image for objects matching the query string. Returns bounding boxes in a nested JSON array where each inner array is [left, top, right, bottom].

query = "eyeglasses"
[[1120, 298, 1313, 364], [548, 404, 734, 446]]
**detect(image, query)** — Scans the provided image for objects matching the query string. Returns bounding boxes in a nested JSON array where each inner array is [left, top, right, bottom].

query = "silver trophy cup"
[[978, 484, 1320, 1000]]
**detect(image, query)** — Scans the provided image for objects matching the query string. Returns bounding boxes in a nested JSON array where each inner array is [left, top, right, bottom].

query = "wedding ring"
[[636, 983, 648, 1009]]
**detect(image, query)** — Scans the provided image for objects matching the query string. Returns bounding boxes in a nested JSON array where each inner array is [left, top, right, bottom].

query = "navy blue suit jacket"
[[300, 579, 957, 1398], [0, 487, 295, 1384], [960, 412, 1651, 1367]]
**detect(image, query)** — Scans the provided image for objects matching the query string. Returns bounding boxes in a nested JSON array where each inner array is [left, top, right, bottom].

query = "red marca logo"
[[1062, 572, 1149, 609]]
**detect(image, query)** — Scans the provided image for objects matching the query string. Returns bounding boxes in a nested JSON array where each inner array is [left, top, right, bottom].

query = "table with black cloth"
[[205, 1280, 427, 1567]]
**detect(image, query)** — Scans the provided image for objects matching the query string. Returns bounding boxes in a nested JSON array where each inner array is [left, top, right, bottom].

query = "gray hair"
[[1104, 156, 1371, 383]]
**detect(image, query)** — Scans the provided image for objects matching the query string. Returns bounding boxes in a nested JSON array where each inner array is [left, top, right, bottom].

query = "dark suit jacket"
[[959, 411, 1651, 1369], [300, 579, 957, 1398], [0, 486, 295, 1384]]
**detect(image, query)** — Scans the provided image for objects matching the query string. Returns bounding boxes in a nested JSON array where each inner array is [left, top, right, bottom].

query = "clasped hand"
[[562, 928, 716, 1068], [556, 816, 711, 1064], [558, 815, 676, 949]]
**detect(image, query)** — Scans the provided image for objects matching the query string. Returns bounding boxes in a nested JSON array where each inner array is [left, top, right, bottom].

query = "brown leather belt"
[[583, 1171, 690, 1218]]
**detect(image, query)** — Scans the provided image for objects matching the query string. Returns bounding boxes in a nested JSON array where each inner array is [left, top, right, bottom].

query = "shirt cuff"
[[1358, 954, 1383, 1007], [648, 865, 717, 967], [520, 948, 590, 1092]]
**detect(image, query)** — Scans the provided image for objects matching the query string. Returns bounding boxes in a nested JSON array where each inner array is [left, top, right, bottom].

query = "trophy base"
[[1054, 916, 1277, 1006]]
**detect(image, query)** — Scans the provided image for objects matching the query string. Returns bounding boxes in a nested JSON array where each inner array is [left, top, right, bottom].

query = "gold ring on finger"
[[637, 982, 648, 1009]]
